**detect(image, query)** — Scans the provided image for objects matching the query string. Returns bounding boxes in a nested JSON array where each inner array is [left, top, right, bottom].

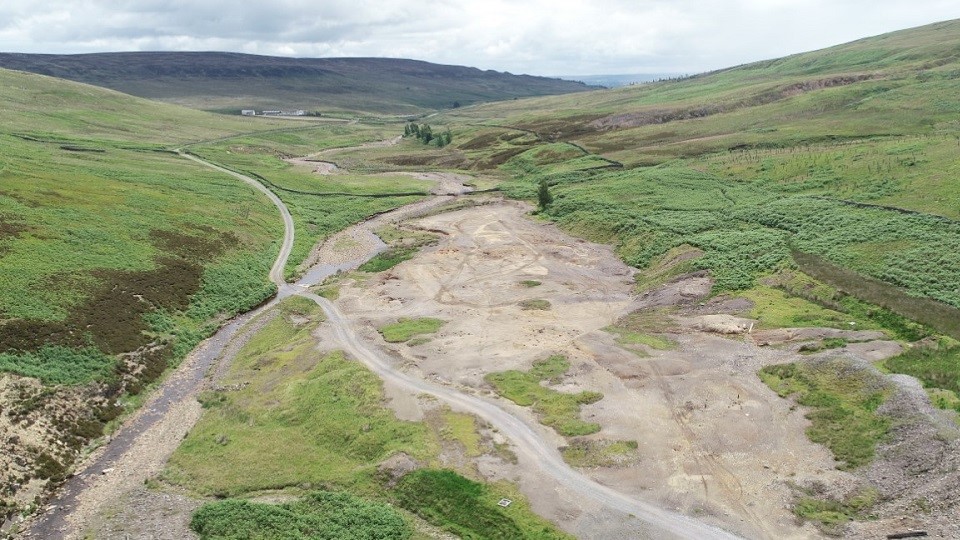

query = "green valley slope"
[[0, 67, 427, 526]]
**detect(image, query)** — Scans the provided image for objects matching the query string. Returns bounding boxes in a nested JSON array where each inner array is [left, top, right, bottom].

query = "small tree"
[[435, 130, 453, 148], [419, 124, 433, 144], [537, 179, 553, 211]]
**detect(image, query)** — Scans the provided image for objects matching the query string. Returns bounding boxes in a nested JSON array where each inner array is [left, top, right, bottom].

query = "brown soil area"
[[333, 201, 839, 539]]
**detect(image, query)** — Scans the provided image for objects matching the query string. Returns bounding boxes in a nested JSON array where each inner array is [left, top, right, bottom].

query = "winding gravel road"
[[303, 292, 740, 540], [178, 151, 294, 286], [27, 147, 741, 540]]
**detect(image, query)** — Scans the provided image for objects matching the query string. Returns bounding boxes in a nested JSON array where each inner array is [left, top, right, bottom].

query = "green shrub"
[[393, 469, 569, 540], [191, 491, 411, 540], [0, 345, 115, 385]]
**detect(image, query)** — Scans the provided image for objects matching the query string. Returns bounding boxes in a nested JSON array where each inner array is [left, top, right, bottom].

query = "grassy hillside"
[[0, 68, 292, 377], [0, 52, 592, 115], [448, 18, 960, 171], [0, 66, 433, 524], [0, 67, 289, 521]]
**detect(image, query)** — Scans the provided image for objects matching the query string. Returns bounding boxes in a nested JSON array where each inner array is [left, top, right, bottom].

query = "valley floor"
[[20, 139, 959, 540]]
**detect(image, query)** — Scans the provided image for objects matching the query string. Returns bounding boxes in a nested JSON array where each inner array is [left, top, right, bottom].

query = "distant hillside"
[[0, 52, 592, 114], [557, 73, 682, 88], [442, 19, 960, 171]]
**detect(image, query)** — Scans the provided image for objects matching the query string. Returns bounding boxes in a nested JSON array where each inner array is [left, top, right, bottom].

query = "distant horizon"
[[1, 2, 957, 76], [0, 49, 689, 83]]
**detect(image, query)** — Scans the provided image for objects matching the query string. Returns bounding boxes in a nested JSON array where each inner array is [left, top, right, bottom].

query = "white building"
[[241, 109, 256, 116]]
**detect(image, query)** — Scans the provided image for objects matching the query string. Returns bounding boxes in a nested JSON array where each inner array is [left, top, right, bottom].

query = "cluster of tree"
[[404, 123, 453, 147]]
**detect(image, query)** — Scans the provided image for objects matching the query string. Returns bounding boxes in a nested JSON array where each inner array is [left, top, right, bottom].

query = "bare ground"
[[332, 201, 842, 539]]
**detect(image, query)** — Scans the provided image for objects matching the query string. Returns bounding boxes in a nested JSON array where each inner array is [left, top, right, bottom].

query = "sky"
[[0, 1, 957, 76]]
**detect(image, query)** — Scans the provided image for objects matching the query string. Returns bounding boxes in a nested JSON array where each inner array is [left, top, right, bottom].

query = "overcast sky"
[[0, 1, 957, 76]]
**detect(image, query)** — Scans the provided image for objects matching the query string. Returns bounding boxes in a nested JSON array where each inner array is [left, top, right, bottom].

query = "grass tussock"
[[358, 247, 418, 273], [606, 327, 676, 352], [378, 318, 445, 343], [560, 439, 639, 468], [518, 299, 551, 311], [794, 487, 879, 532]]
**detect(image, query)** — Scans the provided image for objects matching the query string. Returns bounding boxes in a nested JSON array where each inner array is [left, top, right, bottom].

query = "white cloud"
[[0, 1, 956, 75]]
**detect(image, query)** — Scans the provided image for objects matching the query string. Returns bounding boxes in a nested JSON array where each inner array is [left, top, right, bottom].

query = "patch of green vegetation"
[[518, 299, 551, 311], [739, 285, 857, 330], [884, 341, 960, 412], [313, 285, 340, 300], [606, 327, 676, 351], [767, 270, 932, 341], [612, 308, 677, 335], [0, 137, 280, 357], [795, 488, 879, 532], [393, 469, 571, 540], [358, 247, 418, 273], [486, 355, 603, 437], [191, 491, 411, 540], [0, 345, 115, 385], [793, 251, 960, 340], [560, 439, 639, 468], [499, 158, 960, 305], [519, 280, 542, 288], [760, 360, 891, 469], [378, 318, 445, 344], [374, 225, 440, 249], [0, 70, 293, 400], [170, 297, 565, 538], [926, 388, 960, 413], [164, 299, 438, 497], [440, 411, 483, 458], [0, 67, 287, 145]]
